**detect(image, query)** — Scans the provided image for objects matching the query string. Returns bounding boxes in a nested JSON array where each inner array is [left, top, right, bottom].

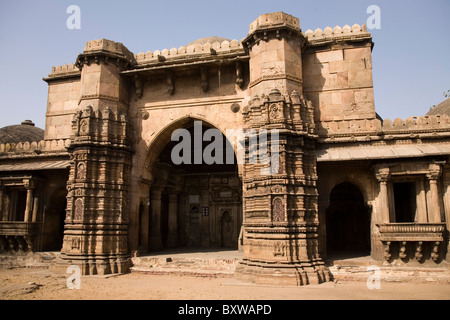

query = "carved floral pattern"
[[272, 197, 284, 222], [74, 198, 83, 220]]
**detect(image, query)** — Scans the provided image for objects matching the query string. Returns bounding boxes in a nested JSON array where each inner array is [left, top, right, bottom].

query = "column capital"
[[168, 192, 178, 203], [428, 162, 443, 179], [375, 167, 390, 183], [23, 179, 37, 190], [151, 185, 163, 200]]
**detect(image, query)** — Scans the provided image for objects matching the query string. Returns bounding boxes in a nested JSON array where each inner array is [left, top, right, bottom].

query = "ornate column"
[[427, 169, 442, 223], [235, 12, 330, 286], [166, 192, 178, 248], [149, 185, 163, 251], [31, 183, 42, 223], [375, 167, 391, 223], [0, 184, 4, 221], [201, 190, 210, 248], [62, 107, 132, 275], [2, 191, 10, 222], [415, 178, 428, 223], [443, 165, 450, 262], [23, 179, 35, 223], [60, 39, 134, 275]]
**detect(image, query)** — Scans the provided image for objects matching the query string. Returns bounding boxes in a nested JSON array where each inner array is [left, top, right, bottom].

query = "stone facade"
[[0, 12, 448, 286]]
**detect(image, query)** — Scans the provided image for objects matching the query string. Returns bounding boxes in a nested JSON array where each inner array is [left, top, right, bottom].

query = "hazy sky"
[[0, 0, 449, 129]]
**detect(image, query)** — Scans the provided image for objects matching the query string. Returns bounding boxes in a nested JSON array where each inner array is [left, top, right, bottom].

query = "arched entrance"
[[143, 119, 242, 252], [325, 182, 370, 258]]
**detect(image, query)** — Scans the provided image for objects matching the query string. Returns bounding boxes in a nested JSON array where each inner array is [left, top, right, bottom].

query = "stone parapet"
[[0, 139, 71, 154], [83, 38, 135, 62], [248, 11, 301, 34], [318, 115, 450, 140], [304, 23, 372, 45], [134, 39, 244, 65], [45, 63, 81, 80]]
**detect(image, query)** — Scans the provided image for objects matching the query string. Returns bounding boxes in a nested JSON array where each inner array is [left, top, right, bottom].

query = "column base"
[[235, 259, 331, 286], [56, 253, 131, 275]]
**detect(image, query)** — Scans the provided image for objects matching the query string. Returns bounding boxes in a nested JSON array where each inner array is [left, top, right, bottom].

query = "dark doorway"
[[326, 183, 370, 257], [220, 211, 233, 248], [42, 188, 67, 251], [393, 182, 416, 222]]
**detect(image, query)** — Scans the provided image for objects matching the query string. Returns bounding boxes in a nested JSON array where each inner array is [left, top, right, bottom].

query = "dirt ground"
[[0, 267, 449, 300]]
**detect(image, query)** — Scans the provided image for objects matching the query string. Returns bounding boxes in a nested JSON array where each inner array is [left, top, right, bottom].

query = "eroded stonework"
[[0, 12, 449, 285]]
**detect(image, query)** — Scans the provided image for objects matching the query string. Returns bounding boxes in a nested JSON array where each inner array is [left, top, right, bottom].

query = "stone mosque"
[[0, 12, 449, 285]]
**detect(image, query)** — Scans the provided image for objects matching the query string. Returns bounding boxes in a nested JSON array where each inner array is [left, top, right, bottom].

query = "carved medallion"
[[230, 103, 240, 113], [269, 103, 280, 119]]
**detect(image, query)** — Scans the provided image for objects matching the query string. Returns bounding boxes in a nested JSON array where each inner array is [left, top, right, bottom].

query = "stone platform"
[[0, 252, 61, 269], [130, 248, 242, 278], [1, 250, 449, 284], [326, 254, 450, 284]]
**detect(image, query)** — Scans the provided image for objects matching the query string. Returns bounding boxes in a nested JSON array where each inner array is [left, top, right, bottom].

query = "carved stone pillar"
[[443, 167, 450, 262], [427, 173, 441, 223], [2, 191, 10, 222], [236, 16, 330, 285], [149, 186, 163, 251], [166, 192, 178, 248], [415, 178, 428, 223], [375, 168, 391, 223], [201, 190, 210, 248], [61, 103, 132, 275], [0, 185, 4, 222], [23, 179, 35, 223], [31, 185, 41, 223]]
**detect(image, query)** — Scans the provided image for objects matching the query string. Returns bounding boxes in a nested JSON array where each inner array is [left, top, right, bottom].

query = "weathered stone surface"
[[0, 12, 449, 286]]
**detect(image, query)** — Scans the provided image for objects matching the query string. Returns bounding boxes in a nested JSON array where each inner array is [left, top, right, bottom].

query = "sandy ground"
[[0, 267, 449, 300]]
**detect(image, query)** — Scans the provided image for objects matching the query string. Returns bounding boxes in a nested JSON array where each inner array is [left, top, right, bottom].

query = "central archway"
[[143, 118, 242, 252]]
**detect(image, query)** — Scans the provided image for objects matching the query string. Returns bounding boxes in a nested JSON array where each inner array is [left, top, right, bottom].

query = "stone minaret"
[[236, 12, 330, 285], [60, 40, 134, 275]]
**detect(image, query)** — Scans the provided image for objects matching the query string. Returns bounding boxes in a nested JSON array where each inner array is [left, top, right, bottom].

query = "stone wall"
[[44, 64, 81, 142], [302, 24, 375, 122]]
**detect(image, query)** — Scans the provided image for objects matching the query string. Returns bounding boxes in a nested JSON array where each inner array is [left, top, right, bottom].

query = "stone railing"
[[0, 139, 71, 154], [377, 223, 445, 262], [135, 39, 244, 64], [304, 23, 371, 44], [318, 115, 450, 137], [0, 222, 41, 253], [378, 223, 445, 241]]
